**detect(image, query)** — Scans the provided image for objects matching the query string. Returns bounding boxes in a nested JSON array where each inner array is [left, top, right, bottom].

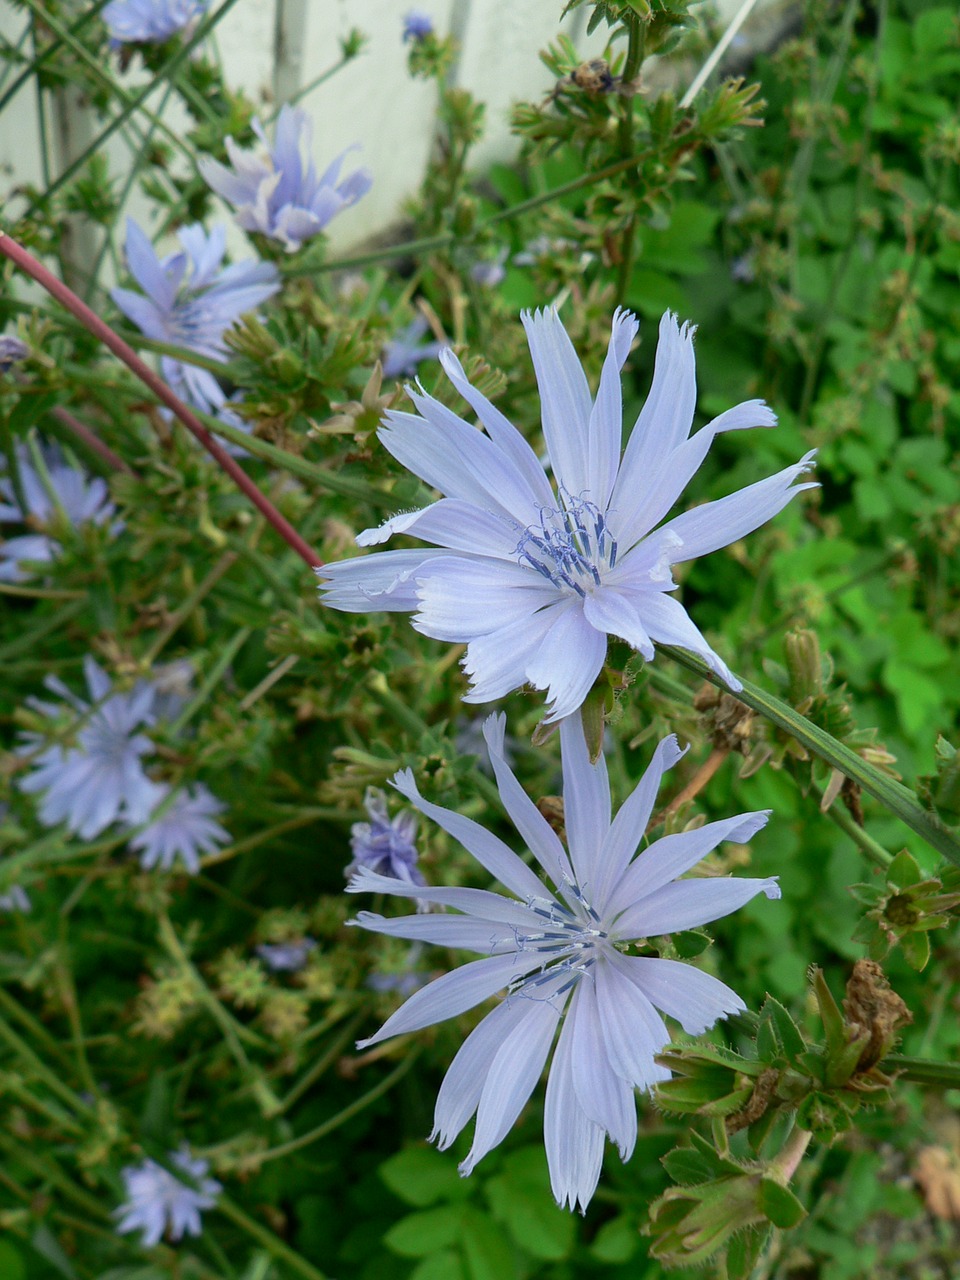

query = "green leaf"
[[0, 1242, 25, 1280], [725, 1225, 771, 1279], [899, 930, 931, 971], [410, 1252, 466, 1280], [379, 1146, 466, 1207], [662, 1147, 718, 1185], [761, 996, 806, 1060], [486, 1178, 575, 1260], [758, 1177, 807, 1229], [383, 1206, 464, 1257], [887, 849, 924, 891], [461, 1205, 517, 1280], [590, 1214, 638, 1263]]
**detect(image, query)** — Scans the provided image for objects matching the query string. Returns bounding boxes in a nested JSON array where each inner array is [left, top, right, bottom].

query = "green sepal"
[[758, 1177, 807, 1229]]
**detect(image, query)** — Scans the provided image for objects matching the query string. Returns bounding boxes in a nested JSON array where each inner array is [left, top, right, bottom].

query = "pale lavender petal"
[[347, 868, 546, 931], [544, 1004, 605, 1213], [526, 603, 607, 723], [605, 809, 770, 926], [351, 909, 518, 954], [613, 874, 780, 938], [316, 548, 446, 612], [356, 951, 545, 1048], [581, 586, 655, 659], [587, 308, 637, 509], [559, 710, 610, 892], [635, 591, 740, 689], [568, 979, 637, 1159], [660, 451, 818, 563], [391, 768, 548, 902], [412, 556, 557, 641], [482, 713, 573, 888], [438, 347, 554, 508], [460, 610, 557, 706], [521, 308, 592, 493], [595, 954, 672, 1088], [357, 499, 519, 557], [610, 312, 696, 520], [626, 957, 745, 1034], [592, 736, 686, 913], [460, 995, 561, 1173]]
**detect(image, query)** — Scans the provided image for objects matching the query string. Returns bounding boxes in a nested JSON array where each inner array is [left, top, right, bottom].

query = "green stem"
[[141, 550, 239, 665], [0, 0, 112, 116], [257, 1050, 419, 1164], [166, 627, 251, 735], [215, 1195, 330, 1280], [276, 1013, 365, 1116], [22, 0, 245, 218], [819, 788, 893, 868], [659, 645, 960, 865], [883, 1054, 960, 1088]]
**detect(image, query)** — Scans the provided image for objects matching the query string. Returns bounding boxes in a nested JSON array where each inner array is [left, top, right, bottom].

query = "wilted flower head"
[[0, 885, 31, 914], [348, 713, 778, 1212], [199, 106, 373, 252], [18, 655, 157, 840], [130, 783, 229, 873], [319, 307, 816, 721], [103, 0, 206, 45], [0, 442, 120, 582], [111, 218, 279, 423], [403, 10, 434, 41], [257, 938, 317, 972], [349, 787, 423, 884], [382, 316, 443, 380], [0, 335, 29, 372], [114, 1146, 220, 1247]]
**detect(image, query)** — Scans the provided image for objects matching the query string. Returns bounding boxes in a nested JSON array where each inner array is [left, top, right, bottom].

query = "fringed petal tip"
[[390, 767, 417, 798], [761, 877, 781, 900]]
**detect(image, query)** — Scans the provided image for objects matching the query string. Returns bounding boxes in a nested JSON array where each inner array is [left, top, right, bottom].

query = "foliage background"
[[1, 1, 959, 1278]]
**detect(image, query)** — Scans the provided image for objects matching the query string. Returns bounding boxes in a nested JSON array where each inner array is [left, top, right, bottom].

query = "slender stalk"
[[0, 230, 321, 567], [660, 645, 960, 865], [0, 0, 112, 116], [50, 405, 136, 474], [883, 1054, 960, 1088], [215, 1194, 329, 1280], [167, 627, 251, 735], [769, 1125, 812, 1183], [650, 746, 729, 830], [257, 1050, 419, 1165]]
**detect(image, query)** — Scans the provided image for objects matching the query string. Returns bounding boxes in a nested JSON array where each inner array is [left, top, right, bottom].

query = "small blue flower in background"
[[382, 316, 443, 380], [403, 10, 434, 42], [470, 250, 507, 289], [103, 0, 205, 45], [0, 886, 31, 914], [103, 0, 206, 45], [348, 712, 778, 1212], [348, 787, 423, 885], [199, 107, 373, 253], [0, 335, 29, 372], [257, 938, 317, 972], [319, 306, 817, 722], [111, 219, 279, 429], [18, 656, 157, 840], [114, 1146, 220, 1247], [0, 441, 121, 582], [130, 783, 229, 873]]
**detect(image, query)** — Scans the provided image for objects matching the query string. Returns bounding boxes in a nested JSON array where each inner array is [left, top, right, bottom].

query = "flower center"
[[516, 496, 617, 598], [510, 886, 611, 998]]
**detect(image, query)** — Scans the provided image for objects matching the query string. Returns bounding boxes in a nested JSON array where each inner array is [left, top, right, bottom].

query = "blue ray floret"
[[348, 712, 778, 1212], [199, 106, 373, 252], [103, 0, 206, 45], [318, 307, 817, 722], [111, 219, 279, 431], [114, 1146, 220, 1247]]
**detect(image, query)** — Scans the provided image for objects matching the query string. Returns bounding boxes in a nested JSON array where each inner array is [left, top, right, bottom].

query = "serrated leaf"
[[758, 1177, 807, 1228], [485, 1176, 574, 1260], [763, 996, 806, 1059], [662, 1147, 719, 1185], [461, 1205, 516, 1280], [590, 1214, 638, 1263], [410, 1251, 466, 1280]]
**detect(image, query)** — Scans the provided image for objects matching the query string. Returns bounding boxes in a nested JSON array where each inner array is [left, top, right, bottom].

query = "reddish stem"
[[0, 230, 321, 568], [50, 406, 137, 476]]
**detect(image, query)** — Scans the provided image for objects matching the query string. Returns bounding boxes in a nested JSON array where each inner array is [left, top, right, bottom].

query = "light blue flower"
[[0, 886, 31, 914], [348, 712, 778, 1212], [103, 0, 206, 45], [18, 656, 157, 840], [0, 335, 29, 372], [348, 787, 423, 885], [112, 219, 279, 426], [382, 316, 443, 380], [319, 307, 816, 722], [403, 10, 434, 41], [0, 442, 120, 582], [199, 107, 373, 253], [257, 938, 317, 972], [130, 783, 229, 873], [114, 1146, 220, 1247]]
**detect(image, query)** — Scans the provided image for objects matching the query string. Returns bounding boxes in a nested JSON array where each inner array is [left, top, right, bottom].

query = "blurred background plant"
[[1, 0, 959, 1277]]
